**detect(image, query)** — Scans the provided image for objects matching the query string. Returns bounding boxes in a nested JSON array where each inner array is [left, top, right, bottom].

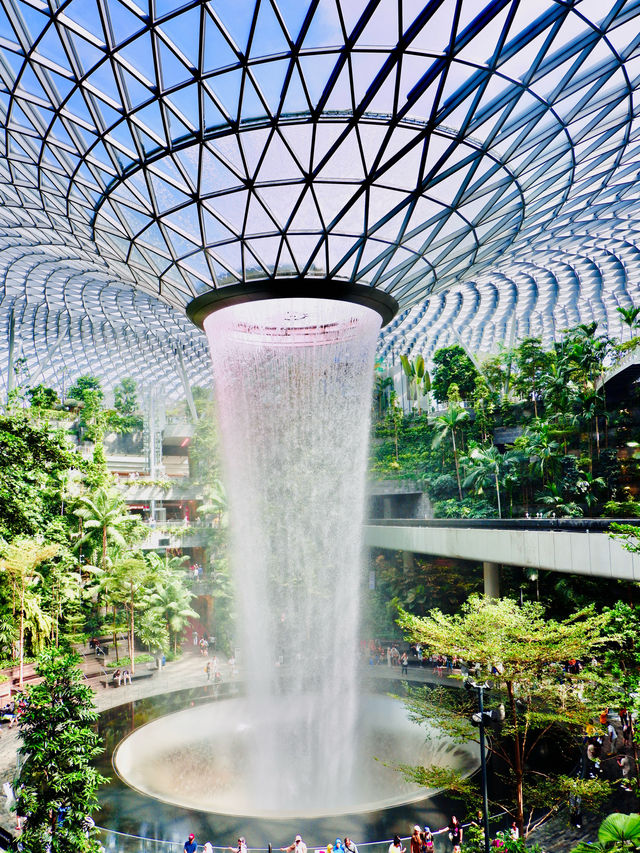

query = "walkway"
[[364, 518, 640, 581]]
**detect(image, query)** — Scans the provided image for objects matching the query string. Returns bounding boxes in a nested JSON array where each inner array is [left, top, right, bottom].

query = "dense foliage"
[[372, 322, 636, 520], [14, 649, 107, 852]]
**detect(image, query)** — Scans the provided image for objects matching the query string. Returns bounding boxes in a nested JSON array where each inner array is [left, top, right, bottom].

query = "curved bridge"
[[364, 518, 640, 582]]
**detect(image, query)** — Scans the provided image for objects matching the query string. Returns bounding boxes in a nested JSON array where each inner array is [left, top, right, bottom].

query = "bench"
[[99, 669, 155, 689]]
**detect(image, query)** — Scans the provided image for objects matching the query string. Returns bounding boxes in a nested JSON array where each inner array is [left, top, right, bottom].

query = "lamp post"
[[468, 678, 491, 853]]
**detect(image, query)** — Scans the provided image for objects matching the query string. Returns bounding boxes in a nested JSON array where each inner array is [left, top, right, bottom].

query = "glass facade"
[[0, 0, 638, 387]]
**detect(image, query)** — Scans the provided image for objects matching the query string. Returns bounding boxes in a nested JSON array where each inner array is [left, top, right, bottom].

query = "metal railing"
[[96, 831, 457, 853]]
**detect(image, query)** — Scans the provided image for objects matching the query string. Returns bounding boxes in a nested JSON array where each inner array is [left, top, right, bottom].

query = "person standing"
[[421, 829, 434, 853], [410, 825, 421, 853], [401, 652, 409, 675], [388, 835, 405, 853], [229, 836, 248, 853], [282, 835, 307, 853], [184, 834, 197, 853], [344, 838, 358, 853], [448, 816, 463, 850]]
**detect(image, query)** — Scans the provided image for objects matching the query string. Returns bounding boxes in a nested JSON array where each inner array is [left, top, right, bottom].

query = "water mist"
[[203, 297, 380, 813]]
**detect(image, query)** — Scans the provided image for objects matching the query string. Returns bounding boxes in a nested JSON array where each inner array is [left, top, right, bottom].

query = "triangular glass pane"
[[246, 192, 279, 234], [212, 240, 243, 275], [149, 172, 191, 211], [210, 0, 257, 53], [289, 187, 324, 233], [203, 90, 228, 128], [157, 5, 201, 68], [203, 10, 239, 71], [204, 189, 248, 232], [257, 131, 303, 181], [239, 126, 272, 177], [209, 68, 243, 120], [249, 0, 290, 57], [202, 209, 237, 243], [157, 38, 192, 90], [117, 30, 155, 83], [108, 0, 144, 43], [164, 84, 199, 129], [235, 235, 271, 274], [319, 128, 364, 180], [281, 64, 311, 114], [199, 146, 243, 193], [251, 58, 290, 116], [240, 72, 268, 122], [163, 203, 202, 240], [255, 183, 301, 228], [301, 0, 343, 49], [274, 238, 297, 274], [297, 54, 336, 109]]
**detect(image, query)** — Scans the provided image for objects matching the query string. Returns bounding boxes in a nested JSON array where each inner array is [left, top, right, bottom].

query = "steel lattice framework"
[[0, 0, 639, 391]]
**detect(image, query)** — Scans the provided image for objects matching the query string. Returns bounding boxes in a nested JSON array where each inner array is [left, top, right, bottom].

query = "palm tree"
[[432, 407, 470, 499], [0, 539, 58, 686], [572, 812, 640, 852], [147, 571, 198, 655], [107, 555, 153, 674], [462, 445, 504, 518], [616, 306, 640, 341], [575, 471, 606, 514], [400, 355, 431, 413], [74, 487, 131, 570], [536, 483, 583, 517], [374, 375, 394, 419]]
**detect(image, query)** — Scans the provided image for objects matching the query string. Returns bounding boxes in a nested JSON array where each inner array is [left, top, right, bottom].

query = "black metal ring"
[[186, 279, 399, 329]]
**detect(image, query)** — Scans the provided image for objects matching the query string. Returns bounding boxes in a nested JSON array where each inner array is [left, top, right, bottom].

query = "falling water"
[[203, 297, 381, 813]]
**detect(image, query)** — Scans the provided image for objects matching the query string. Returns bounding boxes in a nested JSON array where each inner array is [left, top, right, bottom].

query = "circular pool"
[[112, 692, 478, 819]]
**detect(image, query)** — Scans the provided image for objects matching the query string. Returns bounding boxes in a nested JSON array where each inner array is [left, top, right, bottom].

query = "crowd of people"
[[183, 818, 482, 853]]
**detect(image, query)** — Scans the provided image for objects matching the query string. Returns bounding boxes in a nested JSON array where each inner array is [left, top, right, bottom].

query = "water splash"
[[204, 297, 381, 813]]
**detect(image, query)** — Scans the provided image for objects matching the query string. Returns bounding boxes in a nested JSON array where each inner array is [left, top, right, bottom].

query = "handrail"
[[95, 821, 492, 853], [367, 516, 640, 532]]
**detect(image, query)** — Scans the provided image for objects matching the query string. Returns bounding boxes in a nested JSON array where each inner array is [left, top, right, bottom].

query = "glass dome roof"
[[0, 0, 639, 388]]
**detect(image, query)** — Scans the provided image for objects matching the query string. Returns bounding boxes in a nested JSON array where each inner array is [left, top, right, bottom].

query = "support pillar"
[[6, 307, 15, 401], [483, 561, 500, 599], [402, 550, 414, 574]]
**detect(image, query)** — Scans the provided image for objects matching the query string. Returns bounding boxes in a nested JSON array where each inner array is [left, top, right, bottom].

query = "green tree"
[[536, 483, 583, 517], [432, 407, 470, 499], [73, 487, 133, 570], [398, 595, 609, 836], [385, 391, 404, 465], [146, 560, 197, 654], [400, 354, 430, 412], [14, 648, 107, 853], [0, 539, 58, 686], [512, 337, 550, 418], [110, 377, 143, 432], [67, 375, 103, 407], [374, 375, 394, 420], [462, 444, 504, 518], [431, 345, 479, 403], [0, 410, 78, 539], [616, 306, 640, 341], [106, 555, 154, 673], [27, 384, 60, 410]]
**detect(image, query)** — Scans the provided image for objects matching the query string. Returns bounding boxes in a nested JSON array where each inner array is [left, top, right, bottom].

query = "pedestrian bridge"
[[364, 518, 640, 581]]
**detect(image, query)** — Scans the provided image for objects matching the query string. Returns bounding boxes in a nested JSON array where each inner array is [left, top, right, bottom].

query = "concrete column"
[[402, 550, 414, 574], [483, 561, 500, 599]]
